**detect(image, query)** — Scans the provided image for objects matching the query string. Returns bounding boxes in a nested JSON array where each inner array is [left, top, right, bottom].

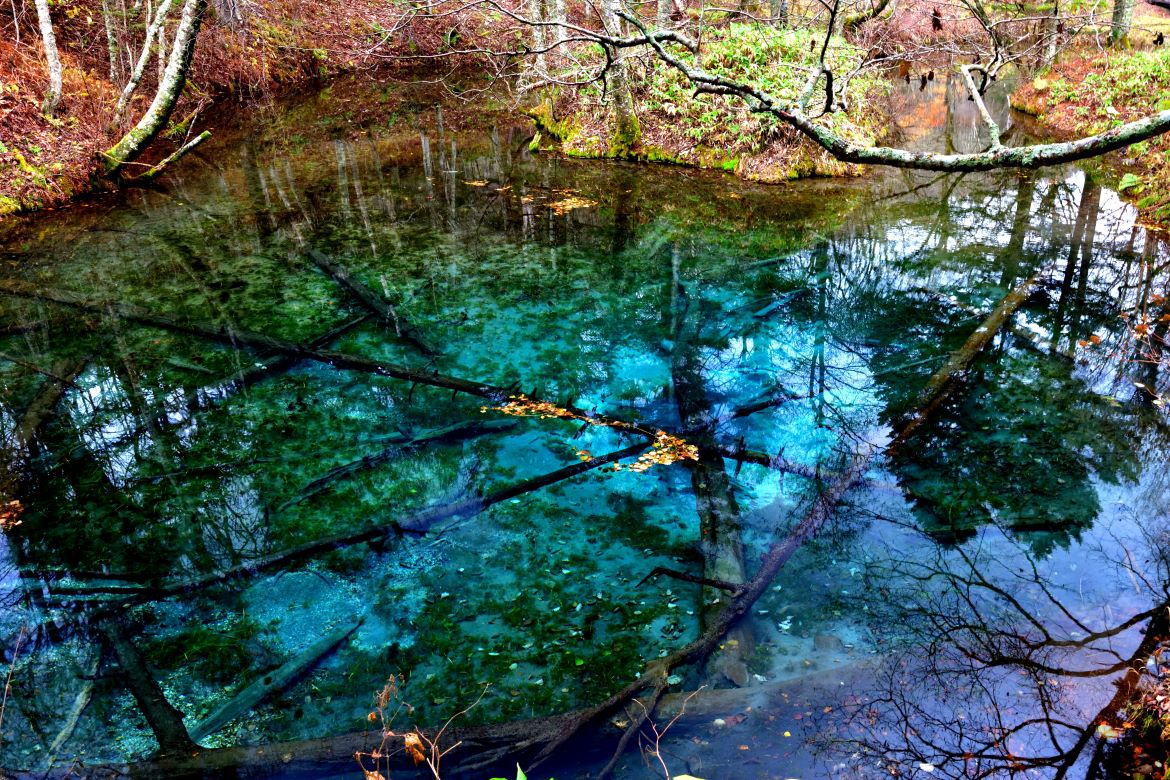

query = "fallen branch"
[[0, 280, 658, 440], [889, 274, 1040, 455], [47, 442, 649, 604], [715, 445, 826, 480], [189, 621, 362, 743], [129, 131, 212, 184], [306, 249, 438, 357], [46, 648, 102, 756], [273, 419, 517, 513], [636, 566, 741, 594], [100, 621, 198, 755]]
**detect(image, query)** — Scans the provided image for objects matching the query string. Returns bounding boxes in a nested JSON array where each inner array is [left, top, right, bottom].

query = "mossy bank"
[[526, 24, 888, 182]]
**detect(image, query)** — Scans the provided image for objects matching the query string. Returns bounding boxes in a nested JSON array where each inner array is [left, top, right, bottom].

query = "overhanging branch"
[[619, 10, 1170, 172]]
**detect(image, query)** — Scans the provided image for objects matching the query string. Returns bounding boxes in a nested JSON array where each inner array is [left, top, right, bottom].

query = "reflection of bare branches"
[[829, 509, 1170, 778]]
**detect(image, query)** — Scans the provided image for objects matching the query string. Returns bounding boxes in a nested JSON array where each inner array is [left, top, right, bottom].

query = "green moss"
[[525, 97, 575, 143], [606, 110, 641, 159], [536, 24, 883, 180]]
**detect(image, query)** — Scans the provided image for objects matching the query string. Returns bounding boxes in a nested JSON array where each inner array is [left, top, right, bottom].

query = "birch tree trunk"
[[103, 0, 207, 177], [111, 0, 175, 129], [33, 0, 63, 116], [528, 0, 546, 72], [552, 0, 566, 44], [101, 0, 122, 85], [1042, 0, 1059, 65]]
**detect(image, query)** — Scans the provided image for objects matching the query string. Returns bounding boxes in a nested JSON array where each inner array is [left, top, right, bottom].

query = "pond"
[[0, 76, 1168, 779]]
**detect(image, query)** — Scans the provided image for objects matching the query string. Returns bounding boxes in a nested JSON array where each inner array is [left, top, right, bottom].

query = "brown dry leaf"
[[404, 732, 426, 765]]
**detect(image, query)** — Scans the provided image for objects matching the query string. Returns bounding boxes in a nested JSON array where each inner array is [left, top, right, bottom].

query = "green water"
[[0, 79, 1168, 779]]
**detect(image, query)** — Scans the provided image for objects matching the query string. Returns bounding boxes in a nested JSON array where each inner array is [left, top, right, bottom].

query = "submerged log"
[[274, 419, 516, 513], [889, 274, 1039, 455], [307, 249, 438, 356], [0, 280, 658, 441], [15, 356, 88, 453], [46, 648, 102, 757], [100, 621, 198, 755], [188, 621, 362, 743], [47, 442, 649, 603]]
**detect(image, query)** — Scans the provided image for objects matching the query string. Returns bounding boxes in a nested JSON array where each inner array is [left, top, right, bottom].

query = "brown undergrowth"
[[1011, 5, 1170, 229], [0, 0, 468, 217]]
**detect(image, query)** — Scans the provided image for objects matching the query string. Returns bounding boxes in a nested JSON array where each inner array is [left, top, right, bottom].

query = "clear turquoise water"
[[0, 79, 1168, 779]]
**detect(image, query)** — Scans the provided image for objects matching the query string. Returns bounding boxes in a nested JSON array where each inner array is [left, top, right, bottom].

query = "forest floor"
[[0, 0, 453, 216]]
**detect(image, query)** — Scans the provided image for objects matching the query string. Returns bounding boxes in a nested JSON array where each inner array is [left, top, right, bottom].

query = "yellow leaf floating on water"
[[463, 180, 489, 186], [547, 195, 598, 215]]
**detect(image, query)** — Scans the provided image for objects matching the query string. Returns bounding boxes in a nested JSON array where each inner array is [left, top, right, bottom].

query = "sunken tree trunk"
[[102, 0, 207, 178]]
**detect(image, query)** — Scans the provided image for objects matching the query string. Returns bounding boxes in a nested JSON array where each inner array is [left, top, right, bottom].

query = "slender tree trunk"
[[1111, 0, 1134, 45], [33, 0, 62, 116], [658, 0, 672, 27], [1042, 0, 1059, 65], [101, 0, 122, 85], [528, 0, 546, 72], [111, 0, 174, 129], [102, 0, 207, 177], [770, 0, 788, 25], [552, 0, 566, 44]]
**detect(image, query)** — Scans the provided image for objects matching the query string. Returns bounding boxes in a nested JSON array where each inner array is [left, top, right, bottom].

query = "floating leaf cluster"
[[484, 395, 697, 473], [487, 394, 580, 422], [614, 430, 699, 473]]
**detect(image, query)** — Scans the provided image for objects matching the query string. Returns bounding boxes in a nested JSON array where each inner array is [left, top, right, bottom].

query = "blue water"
[[0, 78, 1167, 779]]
